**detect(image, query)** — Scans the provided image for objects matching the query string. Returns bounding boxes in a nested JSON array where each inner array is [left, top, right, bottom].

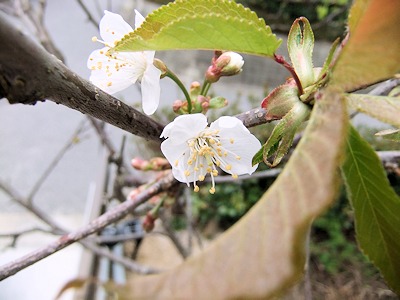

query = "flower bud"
[[205, 52, 244, 83], [142, 213, 156, 232], [131, 157, 148, 170], [217, 52, 244, 76]]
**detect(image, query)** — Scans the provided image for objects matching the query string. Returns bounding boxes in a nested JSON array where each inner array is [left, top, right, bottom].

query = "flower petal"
[[164, 114, 208, 142], [88, 49, 143, 94], [140, 64, 161, 115], [100, 11, 133, 45], [211, 116, 261, 175], [134, 10, 145, 29]]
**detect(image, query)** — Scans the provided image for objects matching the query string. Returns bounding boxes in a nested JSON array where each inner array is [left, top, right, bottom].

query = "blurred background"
[[0, 0, 398, 299]]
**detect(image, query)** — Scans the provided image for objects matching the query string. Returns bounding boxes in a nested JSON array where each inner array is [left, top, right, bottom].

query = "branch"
[[75, 0, 99, 28], [0, 12, 164, 141], [0, 172, 176, 280]]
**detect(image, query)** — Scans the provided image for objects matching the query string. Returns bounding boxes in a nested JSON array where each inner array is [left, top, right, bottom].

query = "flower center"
[[183, 128, 240, 194]]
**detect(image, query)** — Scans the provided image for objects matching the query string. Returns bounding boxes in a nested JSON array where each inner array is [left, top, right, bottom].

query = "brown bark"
[[0, 12, 164, 141]]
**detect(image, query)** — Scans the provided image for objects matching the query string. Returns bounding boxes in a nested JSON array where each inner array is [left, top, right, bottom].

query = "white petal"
[[212, 116, 261, 175], [161, 138, 187, 163], [88, 49, 149, 94], [166, 114, 208, 142], [89, 71, 133, 94], [100, 11, 133, 45], [134, 10, 145, 29], [140, 64, 161, 115]]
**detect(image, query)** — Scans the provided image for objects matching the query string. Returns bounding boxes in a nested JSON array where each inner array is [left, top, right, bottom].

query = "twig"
[[0, 227, 56, 249], [75, 0, 99, 28], [234, 108, 271, 128], [159, 210, 189, 259], [211, 169, 283, 184], [87, 116, 116, 156], [27, 119, 89, 202], [0, 173, 177, 280]]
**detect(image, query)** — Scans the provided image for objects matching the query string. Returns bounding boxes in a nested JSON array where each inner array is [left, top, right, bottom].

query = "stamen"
[[194, 185, 200, 192], [209, 187, 216, 194]]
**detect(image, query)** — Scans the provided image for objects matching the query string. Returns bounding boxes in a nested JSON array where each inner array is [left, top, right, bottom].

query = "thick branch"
[[0, 12, 163, 141]]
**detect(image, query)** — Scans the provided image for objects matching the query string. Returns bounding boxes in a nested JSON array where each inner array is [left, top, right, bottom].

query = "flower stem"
[[200, 80, 212, 96], [166, 69, 192, 113], [274, 54, 304, 95]]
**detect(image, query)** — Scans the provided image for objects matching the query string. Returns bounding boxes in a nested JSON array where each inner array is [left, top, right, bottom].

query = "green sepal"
[[209, 96, 228, 109], [252, 101, 311, 167]]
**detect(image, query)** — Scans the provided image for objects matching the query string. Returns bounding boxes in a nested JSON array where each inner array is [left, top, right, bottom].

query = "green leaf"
[[113, 0, 281, 57], [342, 126, 400, 294], [124, 89, 347, 298], [287, 17, 315, 88], [346, 94, 400, 127], [331, 0, 400, 91]]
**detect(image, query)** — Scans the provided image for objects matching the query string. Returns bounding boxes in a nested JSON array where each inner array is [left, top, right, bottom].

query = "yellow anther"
[[225, 164, 232, 171], [232, 174, 238, 179], [198, 175, 205, 181], [174, 160, 179, 167], [91, 36, 98, 42], [230, 138, 235, 144], [184, 170, 190, 177], [107, 82, 112, 87], [212, 170, 218, 176], [194, 185, 200, 192], [236, 156, 241, 160], [209, 187, 216, 194], [209, 139, 215, 144], [194, 167, 199, 171], [187, 160, 193, 165], [206, 167, 212, 173]]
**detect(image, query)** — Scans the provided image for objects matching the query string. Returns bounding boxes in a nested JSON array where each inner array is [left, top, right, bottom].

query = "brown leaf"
[[124, 89, 347, 299], [331, 0, 400, 91]]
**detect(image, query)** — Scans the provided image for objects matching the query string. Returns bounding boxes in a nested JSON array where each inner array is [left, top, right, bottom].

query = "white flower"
[[87, 10, 161, 115], [161, 114, 261, 194]]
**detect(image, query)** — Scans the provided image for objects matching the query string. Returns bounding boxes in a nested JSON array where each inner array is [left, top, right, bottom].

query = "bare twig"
[[0, 172, 177, 280], [211, 169, 283, 184], [0, 227, 55, 249], [159, 210, 189, 259], [75, 0, 99, 28], [87, 116, 116, 156], [27, 119, 89, 202]]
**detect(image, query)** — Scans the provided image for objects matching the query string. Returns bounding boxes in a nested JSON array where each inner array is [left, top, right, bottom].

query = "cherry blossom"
[[88, 10, 161, 115], [161, 114, 261, 194]]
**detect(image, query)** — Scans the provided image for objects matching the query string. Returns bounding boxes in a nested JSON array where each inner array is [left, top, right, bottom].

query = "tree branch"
[[0, 12, 164, 141], [0, 172, 177, 280]]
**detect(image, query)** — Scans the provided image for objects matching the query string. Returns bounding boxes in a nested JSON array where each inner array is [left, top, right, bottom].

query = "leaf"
[[287, 17, 315, 88], [113, 0, 281, 57], [346, 94, 400, 127], [125, 89, 347, 299], [331, 0, 400, 91], [341, 126, 400, 294]]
